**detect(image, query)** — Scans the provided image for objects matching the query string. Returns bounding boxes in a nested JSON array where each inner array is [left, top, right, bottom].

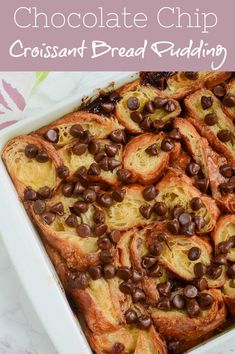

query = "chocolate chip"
[[194, 263, 207, 278], [97, 193, 113, 207], [76, 224, 91, 238], [132, 288, 146, 303], [169, 128, 181, 140], [204, 113, 218, 126], [217, 130, 232, 142], [112, 188, 126, 202], [108, 158, 121, 171], [87, 163, 101, 176], [97, 237, 112, 250], [223, 94, 235, 108], [105, 144, 118, 157], [212, 254, 227, 265], [103, 264, 116, 279], [72, 143, 87, 155], [117, 169, 132, 183], [184, 285, 198, 299], [167, 219, 180, 235], [99, 157, 109, 171], [164, 100, 176, 112], [145, 143, 158, 156], [79, 130, 92, 144], [130, 111, 143, 123], [57, 166, 69, 180], [201, 96, 213, 110], [41, 212, 56, 225], [110, 130, 126, 143], [139, 205, 153, 219], [172, 205, 184, 219], [109, 230, 122, 244], [93, 223, 108, 237], [196, 178, 209, 193], [117, 267, 132, 281], [65, 214, 78, 227], [154, 202, 167, 216], [37, 186, 51, 199], [198, 293, 214, 309], [83, 189, 97, 203], [219, 182, 234, 195], [142, 255, 157, 269], [112, 343, 125, 354], [127, 96, 140, 110], [70, 124, 84, 138], [188, 247, 201, 261], [132, 270, 143, 283], [75, 166, 87, 179], [207, 266, 222, 279], [219, 164, 234, 178], [213, 85, 225, 98], [73, 273, 89, 289], [218, 240, 232, 254], [179, 212, 192, 226], [186, 299, 200, 317], [154, 97, 168, 109], [157, 297, 171, 310], [119, 281, 132, 294], [184, 72, 199, 80], [152, 120, 165, 131], [227, 264, 235, 277], [45, 129, 59, 143], [143, 185, 158, 201], [24, 187, 37, 201], [33, 200, 46, 215], [172, 294, 185, 309], [125, 309, 138, 324], [145, 101, 155, 113], [101, 102, 115, 113], [138, 315, 152, 329], [94, 151, 107, 162], [24, 144, 38, 158], [148, 242, 163, 256], [139, 117, 152, 131], [181, 222, 195, 236], [35, 150, 49, 163], [190, 197, 203, 211], [88, 141, 100, 155], [93, 209, 105, 224], [161, 138, 174, 152], [193, 278, 208, 291], [88, 265, 102, 280], [51, 202, 64, 216], [157, 281, 171, 296], [194, 216, 206, 232], [186, 162, 200, 176], [99, 250, 114, 264], [73, 201, 89, 215], [62, 183, 74, 197]]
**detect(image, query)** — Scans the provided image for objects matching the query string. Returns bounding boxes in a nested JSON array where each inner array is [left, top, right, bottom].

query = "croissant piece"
[[36, 111, 123, 148], [2, 135, 62, 199], [222, 78, 235, 119], [115, 81, 181, 134], [185, 88, 235, 164], [223, 279, 235, 316], [212, 215, 235, 262]]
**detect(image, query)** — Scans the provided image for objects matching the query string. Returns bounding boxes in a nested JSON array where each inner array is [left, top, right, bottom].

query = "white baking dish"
[[0, 72, 234, 354]]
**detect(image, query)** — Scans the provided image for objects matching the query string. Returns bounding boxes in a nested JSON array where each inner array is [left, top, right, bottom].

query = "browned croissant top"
[[2, 71, 235, 354]]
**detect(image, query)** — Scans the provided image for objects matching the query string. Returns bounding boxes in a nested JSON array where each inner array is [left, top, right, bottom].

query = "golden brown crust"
[[212, 215, 235, 262], [115, 80, 181, 134], [151, 289, 226, 342], [2, 135, 63, 199], [36, 111, 123, 147], [223, 279, 235, 316], [123, 133, 179, 184], [185, 88, 235, 164]]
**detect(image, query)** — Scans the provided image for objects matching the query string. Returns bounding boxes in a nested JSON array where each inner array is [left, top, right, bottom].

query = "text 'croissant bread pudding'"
[[2, 71, 235, 354]]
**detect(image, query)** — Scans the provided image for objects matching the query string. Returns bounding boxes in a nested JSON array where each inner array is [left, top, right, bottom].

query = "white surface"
[[0, 72, 234, 354]]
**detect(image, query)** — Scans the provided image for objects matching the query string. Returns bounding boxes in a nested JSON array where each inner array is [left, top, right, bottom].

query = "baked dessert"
[[2, 71, 235, 354]]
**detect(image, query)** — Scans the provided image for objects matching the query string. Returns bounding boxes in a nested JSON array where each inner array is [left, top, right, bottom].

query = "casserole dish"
[[0, 71, 234, 354]]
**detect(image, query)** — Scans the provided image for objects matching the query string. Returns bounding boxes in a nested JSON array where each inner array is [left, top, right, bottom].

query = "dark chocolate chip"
[[125, 309, 138, 324], [108, 158, 121, 171], [76, 224, 91, 238], [24, 187, 37, 201], [51, 202, 64, 216], [219, 164, 234, 178], [179, 212, 192, 226], [117, 169, 132, 183], [45, 129, 59, 143], [172, 205, 184, 219], [62, 183, 74, 197], [204, 113, 218, 126], [132, 288, 146, 303], [24, 144, 38, 158], [154, 202, 168, 216], [139, 117, 152, 131], [88, 163, 101, 176], [194, 262, 207, 278], [152, 120, 165, 131], [75, 166, 87, 179], [145, 101, 155, 113], [196, 178, 209, 193], [79, 130, 92, 144], [73, 201, 89, 215], [172, 294, 185, 309], [167, 219, 180, 235], [169, 128, 181, 140], [132, 270, 143, 283], [73, 273, 89, 289], [97, 237, 112, 250], [213, 85, 225, 98], [188, 247, 201, 261], [190, 197, 203, 211], [33, 200, 46, 215], [157, 281, 171, 297], [161, 138, 174, 152], [99, 250, 114, 264], [223, 94, 235, 108], [154, 97, 168, 109], [99, 157, 109, 171], [217, 130, 232, 142], [184, 72, 199, 80], [112, 343, 125, 354], [186, 299, 200, 317], [98, 193, 113, 208], [212, 254, 227, 265], [193, 278, 208, 291], [103, 264, 116, 279], [181, 222, 195, 236], [105, 144, 118, 157], [119, 281, 132, 294], [94, 151, 107, 162], [138, 315, 152, 329], [72, 143, 87, 155], [65, 214, 78, 228], [164, 100, 176, 112], [130, 111, 143, 124], [93, 209, 105, 224], [183, 285, 198, 299], [109, 230, 122, 244], [88, 265, 102, 280], [112, 188, 126, 202], [57, 166, 69, 180], [93, 223, 108, 237], [110, 130, 126, 143], [157, 297, 171, 310], [37, 186, 51, 199], [227, 264, 235, 278], [198, 293, 214, 309], [41, 212, 56, 225], [35, 150, 49, 163], [70, 124, 84, 138], [201, 96, 213, 110], [207, 266, 222, 279], [83, 189, 97, 203], [143, 185, 158, 201], [148, 242, 163, 256], [186, 162, 200, 176], [139, 205, 153, 219], [88, 141, 100, 155], [127, 96, 140, 110], [117, 267, 132, 281], [101, 102, 115, 113], [145, 143, 158, 156]]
